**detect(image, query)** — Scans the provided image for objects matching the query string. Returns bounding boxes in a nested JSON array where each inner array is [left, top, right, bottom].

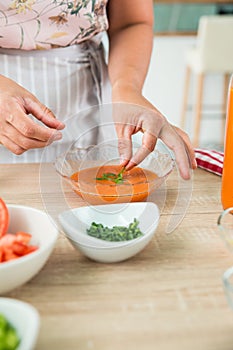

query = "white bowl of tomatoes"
[[0, 198, 59, 295]]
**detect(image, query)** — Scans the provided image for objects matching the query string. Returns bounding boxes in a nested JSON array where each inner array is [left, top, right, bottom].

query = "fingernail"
[[125, 162, 134, 171], [193, 158, 197, 169]]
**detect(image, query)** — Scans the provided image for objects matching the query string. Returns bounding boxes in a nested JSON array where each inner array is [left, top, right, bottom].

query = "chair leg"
[[180, 66, 191, 129], [222, 73, 230, 144], [193, 73, 204, 147]]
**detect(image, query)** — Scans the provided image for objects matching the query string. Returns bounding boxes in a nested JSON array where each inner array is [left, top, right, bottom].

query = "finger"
[[24, 96, 65, 130], [125, 144, 151, 170], [125, 130, 156, 170], [1, 125, 60, 154], [0, 134, 25, 155], [2, 122, 59, 151], [159, 126, 191, 180], [183, 140, 197, 170], [117, 138, 133, 166], [174, 127, 197, 169], [173, 143, 191, 180], [115, 123, 136, 166], [126, 130, 157, 169], [6, 112, 63, 142]]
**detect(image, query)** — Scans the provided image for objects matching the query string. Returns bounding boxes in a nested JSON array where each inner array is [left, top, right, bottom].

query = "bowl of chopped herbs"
[[58, 202, 160, 263]]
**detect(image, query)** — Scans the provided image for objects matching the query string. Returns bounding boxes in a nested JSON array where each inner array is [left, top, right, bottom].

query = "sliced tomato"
[[0, 198, 9, 238], [24, 245, 38, 255], [3, 248, 19, 262], [0, 233, 17, 247], [16, 231, 32, 244], [12, 241, 29, 256], [0, 201, 39, 263]]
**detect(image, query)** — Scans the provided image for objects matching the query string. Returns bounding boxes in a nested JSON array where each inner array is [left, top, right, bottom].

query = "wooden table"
[[1, 163, 233, 350]]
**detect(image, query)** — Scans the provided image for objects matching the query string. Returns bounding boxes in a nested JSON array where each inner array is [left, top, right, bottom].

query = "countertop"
[[1, 163, 233, 350]]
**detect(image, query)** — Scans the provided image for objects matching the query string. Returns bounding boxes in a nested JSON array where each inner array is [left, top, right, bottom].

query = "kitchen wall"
[[145, 1, 233, 149], [143, 35, 226, 149]]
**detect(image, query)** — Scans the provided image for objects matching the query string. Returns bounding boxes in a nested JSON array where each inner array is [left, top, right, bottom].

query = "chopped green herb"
[[96, 167, 125, 184], [0, 314, 20, 350], [87, 218, 143, 242]]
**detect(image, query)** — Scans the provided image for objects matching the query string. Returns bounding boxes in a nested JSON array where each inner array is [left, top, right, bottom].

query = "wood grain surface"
[[1, 163, 233, 350]]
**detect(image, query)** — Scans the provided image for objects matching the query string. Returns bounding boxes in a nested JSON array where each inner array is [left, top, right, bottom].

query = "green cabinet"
[[153, 3, 232, 33]]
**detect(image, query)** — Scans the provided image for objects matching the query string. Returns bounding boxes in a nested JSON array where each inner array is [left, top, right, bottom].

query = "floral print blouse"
[[0, 0, 109, 50]]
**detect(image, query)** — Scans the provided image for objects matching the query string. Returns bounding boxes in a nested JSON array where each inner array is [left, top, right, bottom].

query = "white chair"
[[180, 15, 233, 147]]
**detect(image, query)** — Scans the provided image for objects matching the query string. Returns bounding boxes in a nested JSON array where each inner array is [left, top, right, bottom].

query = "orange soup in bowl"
[[70, 165, 157, 204]]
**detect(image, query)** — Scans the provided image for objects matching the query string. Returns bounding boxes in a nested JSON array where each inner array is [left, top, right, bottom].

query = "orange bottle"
[[221, 75, 233, 210]]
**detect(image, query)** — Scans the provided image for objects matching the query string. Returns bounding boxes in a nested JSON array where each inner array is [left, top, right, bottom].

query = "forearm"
[[107, 0, 154, 100], [108, 23, 153, 98]]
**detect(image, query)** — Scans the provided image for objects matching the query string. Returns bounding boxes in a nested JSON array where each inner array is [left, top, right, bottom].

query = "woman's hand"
[[112, 86, 197, 180], [0, 75, 64, 155]]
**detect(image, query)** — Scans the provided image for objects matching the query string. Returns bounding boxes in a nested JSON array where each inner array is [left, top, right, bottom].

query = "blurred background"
[[142, 0, 233, 150]]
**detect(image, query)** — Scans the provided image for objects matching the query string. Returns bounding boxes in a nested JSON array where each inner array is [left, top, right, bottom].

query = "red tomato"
[[0, 199, 39, 263], [0, 233, 17, 247], [12, 241, 29, 256], [16, 231, 32, 244], [3, 247, 19, 262], [0, 198, 9, 238], [24, 245, 38, 254]]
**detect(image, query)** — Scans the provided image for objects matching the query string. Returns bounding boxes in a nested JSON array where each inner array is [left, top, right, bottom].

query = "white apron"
[[0, 36, 114, 163]]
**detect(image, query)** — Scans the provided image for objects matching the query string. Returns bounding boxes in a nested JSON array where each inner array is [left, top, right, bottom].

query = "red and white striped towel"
[[195, 148, 224, 176]]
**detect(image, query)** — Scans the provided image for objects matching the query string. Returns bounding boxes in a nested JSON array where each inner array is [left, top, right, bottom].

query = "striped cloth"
[[195, 148, 224, 176]]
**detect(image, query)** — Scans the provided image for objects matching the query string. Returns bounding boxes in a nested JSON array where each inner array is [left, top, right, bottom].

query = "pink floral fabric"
[[0, 0, 109, 50]]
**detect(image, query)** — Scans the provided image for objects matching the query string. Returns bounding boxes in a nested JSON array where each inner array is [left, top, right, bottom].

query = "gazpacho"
[[70, 165, 157, 204]]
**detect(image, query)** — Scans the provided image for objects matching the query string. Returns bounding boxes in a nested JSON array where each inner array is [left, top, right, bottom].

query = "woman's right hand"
[[0, 75, 65, 155]]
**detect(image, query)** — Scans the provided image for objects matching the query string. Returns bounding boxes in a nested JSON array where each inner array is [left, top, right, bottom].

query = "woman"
[[0, 0, 196, 179]]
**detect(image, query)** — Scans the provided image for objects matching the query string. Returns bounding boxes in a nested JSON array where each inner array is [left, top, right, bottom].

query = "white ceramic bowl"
[[0, 297, 40, 350], [58, 202, 160, 263], [0, 205, 59, 295]]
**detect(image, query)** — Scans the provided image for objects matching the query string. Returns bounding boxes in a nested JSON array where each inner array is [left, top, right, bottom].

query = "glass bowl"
[[54, 141, 174, 205]]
